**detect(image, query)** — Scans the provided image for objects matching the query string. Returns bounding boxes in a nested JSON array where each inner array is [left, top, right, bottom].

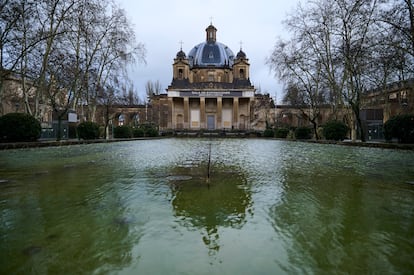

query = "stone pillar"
[[233, 97, 239, 129], [184, 97, 189, 129], [168, 97, 173, 129], [247, 98, 252, 130], [217, 97, 222, 129], [200, 97, 206, 129]]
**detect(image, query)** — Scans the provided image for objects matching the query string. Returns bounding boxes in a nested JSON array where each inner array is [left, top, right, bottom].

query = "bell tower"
[[172, 43, 190, 81], [233, 44, 250, 80]]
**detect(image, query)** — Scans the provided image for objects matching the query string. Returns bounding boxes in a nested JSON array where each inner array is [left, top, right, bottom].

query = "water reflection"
[[269, 153, 414, 274], [169, 163, 252, 256], [0, 149, 140, 274], [1, 139, 414, 274]]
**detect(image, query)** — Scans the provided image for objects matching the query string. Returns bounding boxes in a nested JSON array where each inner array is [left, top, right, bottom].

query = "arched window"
[[133, 114, 140, 126], [118, 114, 125, 126], [239, 68, 245, 79], [178, 68, 183, 79]]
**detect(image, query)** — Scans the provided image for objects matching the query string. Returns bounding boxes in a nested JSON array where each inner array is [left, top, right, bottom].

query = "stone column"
[[200, 97, 206, 129], [248, 97, 254, 130], [217, 97, 222, 129], [233, 97, 239, 129], [184, 97, 189, 129], [168, 97, 173, 129]]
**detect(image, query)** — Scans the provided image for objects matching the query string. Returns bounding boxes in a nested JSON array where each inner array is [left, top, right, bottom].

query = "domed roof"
[[188, 41, 235, 68], [176, 49, 186, 59], [236, 49, 246, 59]]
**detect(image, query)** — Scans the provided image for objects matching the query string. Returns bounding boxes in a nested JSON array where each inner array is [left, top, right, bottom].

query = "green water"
[[0, 138, 413, 274]]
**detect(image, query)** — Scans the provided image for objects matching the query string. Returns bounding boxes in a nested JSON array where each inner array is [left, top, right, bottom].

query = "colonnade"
[[167, 96, 251, 130]]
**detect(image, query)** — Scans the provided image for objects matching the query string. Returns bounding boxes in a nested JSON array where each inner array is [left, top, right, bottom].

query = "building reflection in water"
[[169, 164, 253, 257]]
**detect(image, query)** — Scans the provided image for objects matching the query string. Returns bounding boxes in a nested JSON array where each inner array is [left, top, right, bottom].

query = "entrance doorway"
[[207, 115, 215, 130]]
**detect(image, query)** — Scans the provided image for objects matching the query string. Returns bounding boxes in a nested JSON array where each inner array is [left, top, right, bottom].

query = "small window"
[[178, 69, 183, 79], [239, 69, 245, 79], [133, 114, 140, 126], [118, 114, 125, 126]]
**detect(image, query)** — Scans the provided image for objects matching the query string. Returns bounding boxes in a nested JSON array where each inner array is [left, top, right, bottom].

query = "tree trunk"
[[355, 107, 365, 142], [0, 80, 4, 116], [312, 120, 319, 140], [350, 103, 365, 142]]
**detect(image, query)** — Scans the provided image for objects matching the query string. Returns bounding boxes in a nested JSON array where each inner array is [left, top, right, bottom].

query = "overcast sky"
[[117, 0, 302, 102]]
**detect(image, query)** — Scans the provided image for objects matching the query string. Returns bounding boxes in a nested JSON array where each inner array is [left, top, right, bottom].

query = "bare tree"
[[74, 2, 145, 122], [268, 3, 331, 139], [380, 0, 414, 59], [0, 0, 38, 115], [268, 0, 382, 141], [336, 0, 379, 141], [269, 39, 326, 139], [145, 80, 162, 101]]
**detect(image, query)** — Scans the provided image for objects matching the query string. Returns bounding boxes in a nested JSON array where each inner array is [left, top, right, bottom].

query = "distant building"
[[166, 24, 256, 130], [360, 78, 414, 139], [0, 71, 52, 128]]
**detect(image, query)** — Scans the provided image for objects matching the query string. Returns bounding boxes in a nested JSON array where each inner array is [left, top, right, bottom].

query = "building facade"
[[167, 24, 255, 130]]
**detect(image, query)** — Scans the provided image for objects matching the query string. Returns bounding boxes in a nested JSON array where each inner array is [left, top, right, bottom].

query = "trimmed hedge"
[[77, 121, 100, 140], [0, 113, 41, 142], [114, 125, 132, 138], [323, 120, 349, 141], [263, 128, 274, 137], [133, 128, 145, 137], [384, 114, 414, 143], [145, 127, 159, 137], [275, 127, 289, 138], [295, 127, 312, 139]]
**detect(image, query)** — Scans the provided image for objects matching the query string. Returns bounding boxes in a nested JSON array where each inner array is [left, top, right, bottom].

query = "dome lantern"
[[206, 24, 217, 43]]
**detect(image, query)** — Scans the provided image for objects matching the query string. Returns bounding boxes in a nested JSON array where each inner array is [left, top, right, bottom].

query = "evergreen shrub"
[[114, 125, 132, 138], [0, 113, 41, 142], [384, 114, 414, 143], [275, 127, 289, 138], [322, 120, 349, 141], [133, 127, 145, 137], [145, 127, 159, 137], [295, 127, 312, 139], [77, 121, 100, 140], [263, 128, 274, 137]]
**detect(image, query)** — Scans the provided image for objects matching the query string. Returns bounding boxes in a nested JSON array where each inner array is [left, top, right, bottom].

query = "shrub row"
[[113, 124, 158, 139], [76, 122, 159, 140], [4, 113, 411, 144], [263, 126, 313, 139], [264, 120, 349, 141]]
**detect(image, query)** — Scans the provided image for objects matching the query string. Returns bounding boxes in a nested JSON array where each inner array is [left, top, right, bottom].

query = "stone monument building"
[[167, 24, 255, 130]]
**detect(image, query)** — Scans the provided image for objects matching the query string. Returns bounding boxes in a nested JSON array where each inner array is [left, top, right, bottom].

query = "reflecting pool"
[[1, 138, 413, 274]]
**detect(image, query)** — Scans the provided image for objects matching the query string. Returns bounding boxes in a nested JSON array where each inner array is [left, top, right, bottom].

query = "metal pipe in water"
[[207, 141, 212, 183]]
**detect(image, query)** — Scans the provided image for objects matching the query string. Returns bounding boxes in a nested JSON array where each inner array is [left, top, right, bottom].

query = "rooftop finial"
[[209, 16, 213, 25], [179, 40, 184, 51], [239, 40, 243, 51]]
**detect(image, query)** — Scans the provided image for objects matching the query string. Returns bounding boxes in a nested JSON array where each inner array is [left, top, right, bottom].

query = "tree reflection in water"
[[169, 163, 253, 257]]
